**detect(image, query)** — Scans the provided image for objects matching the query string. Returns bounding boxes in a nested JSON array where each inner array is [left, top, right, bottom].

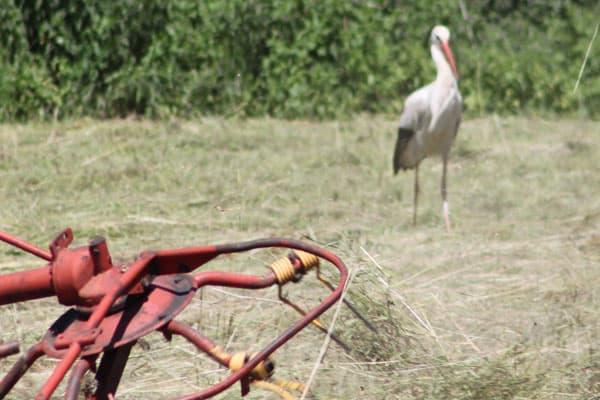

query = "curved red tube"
[[0, 342, 45, 398], [172, 238, 348, 400]]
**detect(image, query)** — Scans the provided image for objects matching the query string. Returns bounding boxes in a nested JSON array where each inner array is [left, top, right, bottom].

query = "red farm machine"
[[0, 228, 373, 399]]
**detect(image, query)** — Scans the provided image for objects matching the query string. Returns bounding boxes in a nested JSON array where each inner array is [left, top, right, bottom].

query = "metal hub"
[[42, 274, 195, 358]]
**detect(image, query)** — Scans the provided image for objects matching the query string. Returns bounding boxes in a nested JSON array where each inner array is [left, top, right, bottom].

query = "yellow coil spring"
[[229, 352, 273, 380], [293, 250, 319, 271], [228, 351, 247, 373], [270, 257, 296, 284], [270, 251, 320, 284]]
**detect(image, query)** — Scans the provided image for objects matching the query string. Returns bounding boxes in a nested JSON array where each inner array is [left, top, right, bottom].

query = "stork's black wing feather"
[[393, 127, 415, 175]]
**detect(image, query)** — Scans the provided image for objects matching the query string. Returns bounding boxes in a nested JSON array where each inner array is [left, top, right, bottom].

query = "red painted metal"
[[65, 356, 97, 400], [43, 275, 196, 357], [52, 245, 96, 306], [0, 264, 54, 305], [192, 270, 277, 289], [0, 341, 19, 359], [0, 342, 45, 398], [0, 228, 349, 400], [164, 320, 231, 367], [0, 230, 52, 261]]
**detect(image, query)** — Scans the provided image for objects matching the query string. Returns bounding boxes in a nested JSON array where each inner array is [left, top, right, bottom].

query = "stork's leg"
[[413, 163, 420, 226], [441, 154, 451, 231]]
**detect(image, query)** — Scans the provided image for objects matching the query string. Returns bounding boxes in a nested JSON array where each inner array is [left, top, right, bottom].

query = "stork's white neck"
[[430, 45, 456, 85]]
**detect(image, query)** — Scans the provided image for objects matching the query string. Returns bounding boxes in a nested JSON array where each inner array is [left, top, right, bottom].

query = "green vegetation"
[[1, 1, 599, 120], [0, 117, 598, 399]]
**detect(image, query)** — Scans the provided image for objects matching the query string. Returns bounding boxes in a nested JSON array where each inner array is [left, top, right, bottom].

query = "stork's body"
[[393, 25, 462, 230]]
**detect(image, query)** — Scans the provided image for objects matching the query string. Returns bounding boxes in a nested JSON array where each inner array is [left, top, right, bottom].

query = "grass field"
[[0, 116, 598, 399]]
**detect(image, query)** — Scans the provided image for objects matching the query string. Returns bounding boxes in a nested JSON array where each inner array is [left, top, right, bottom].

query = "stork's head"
[[430, 25, 458, 80]]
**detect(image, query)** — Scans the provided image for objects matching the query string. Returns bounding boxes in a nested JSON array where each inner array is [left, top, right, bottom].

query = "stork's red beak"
[[440, 42, 459, 80]]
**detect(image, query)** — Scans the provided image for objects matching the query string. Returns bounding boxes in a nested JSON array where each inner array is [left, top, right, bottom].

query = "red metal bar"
[[0, 265, 54, 305], [165, 320, 230, 367], [152, 245, 219, 274], [0, 341, 19, 358], [65, 356, 96, 400], [192, 271, 276, 290], [36, 343, 82, 400], [0, 342, 45, 398], [171, 239, 348, 400], [175, 288, 344, 400], [0, 230, 52, 261]]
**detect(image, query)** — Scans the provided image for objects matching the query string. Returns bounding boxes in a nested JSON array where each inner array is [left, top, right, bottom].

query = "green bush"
[[0, 0, 598, 120]]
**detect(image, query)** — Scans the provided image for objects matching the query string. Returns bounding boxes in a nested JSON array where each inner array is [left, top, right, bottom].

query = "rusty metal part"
[[0, 229, 349, 400], [164, 320, 231, 367], [43, 274, 196, 357], [0, 341, 19, 359], [65, 356, 97, 400], [0, 230, 52, 261], [52, 245, 96, 306], [166, 320, 302, 400], [0, 265, 54, 305], [0, 342, 45, 398]]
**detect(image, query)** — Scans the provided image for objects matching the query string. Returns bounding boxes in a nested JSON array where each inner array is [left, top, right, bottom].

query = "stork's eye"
[[434, 34, 441, 42]]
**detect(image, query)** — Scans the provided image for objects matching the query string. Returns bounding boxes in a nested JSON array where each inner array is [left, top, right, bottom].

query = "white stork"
[[393, 25, 462, 231]]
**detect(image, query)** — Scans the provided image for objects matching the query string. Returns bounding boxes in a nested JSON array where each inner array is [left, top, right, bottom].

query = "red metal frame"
[[0, 228, 348, 400]]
